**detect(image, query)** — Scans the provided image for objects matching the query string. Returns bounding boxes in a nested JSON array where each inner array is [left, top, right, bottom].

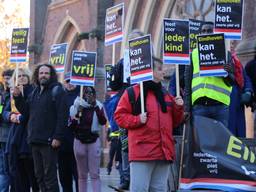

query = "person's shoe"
[[115, 161, 120, 169], [107, 168, 111, 175], [118, 181, 129, 190]]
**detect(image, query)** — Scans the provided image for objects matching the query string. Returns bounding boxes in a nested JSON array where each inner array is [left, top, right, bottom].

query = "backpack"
[[126, 85, 169, 115], [126, 86, 140, 115], [29, 84, 64, 108]]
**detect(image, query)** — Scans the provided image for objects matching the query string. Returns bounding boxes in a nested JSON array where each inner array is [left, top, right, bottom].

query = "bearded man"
[[13, 64, 66, 192]]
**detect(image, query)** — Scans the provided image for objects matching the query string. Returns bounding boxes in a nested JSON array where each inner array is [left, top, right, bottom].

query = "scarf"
[[232, 53, 244, 90], [135, 81, 167, 114], [91, 101, 103, 133], [70, 98, 103, 134]]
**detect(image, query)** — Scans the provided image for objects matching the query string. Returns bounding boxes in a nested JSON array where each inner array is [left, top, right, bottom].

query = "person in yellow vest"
[[106, 128, 122, 175], [184, 22, 234, 127]]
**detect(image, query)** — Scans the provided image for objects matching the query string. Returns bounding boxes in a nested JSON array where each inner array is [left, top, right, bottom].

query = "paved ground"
[[60, 167, 123, 192], [90, 168, 121, 192], [61, 168, 221, 192]]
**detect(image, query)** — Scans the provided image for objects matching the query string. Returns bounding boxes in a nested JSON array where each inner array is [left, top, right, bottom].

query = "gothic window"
[[183, 0, 214, 21]]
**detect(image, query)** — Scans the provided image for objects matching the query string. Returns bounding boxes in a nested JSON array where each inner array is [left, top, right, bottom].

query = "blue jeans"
[[0, 143, 9, 192], [121, 151, 130, 182], [192, 104, 229, 128]]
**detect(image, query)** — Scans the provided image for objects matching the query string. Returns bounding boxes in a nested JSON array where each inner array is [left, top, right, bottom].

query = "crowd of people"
[[0, 64, 107, 192], [0, 24, 255, 192]]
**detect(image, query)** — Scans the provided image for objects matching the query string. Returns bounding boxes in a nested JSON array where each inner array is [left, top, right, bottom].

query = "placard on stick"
[[214, 0, 243, 40], [105, 64, 112, 93], [163, 19, 189, 65], [105, 3, 124, 46], [189, 19, 208, 52], [70, 51, 97, 86], [129, 35, 153, 85], [123, 49, 130, 83], [49, 43, 68, 73], [10, 28, 29, 63], [197, 33, 227, 77]]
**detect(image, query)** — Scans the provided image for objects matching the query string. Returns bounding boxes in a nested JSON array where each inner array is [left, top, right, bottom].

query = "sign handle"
[[111, 43, 116, 81], [15, 61, 24, 96], [140, 81, 145, 114], [176, 64, 180, 97], [79, 86, 83, 117], [178, 123, 186, 189], [15, 60, 19, 86], [225, 40, 230, 64], [112, 43, 116, 66], [60, 72, 64, 84]]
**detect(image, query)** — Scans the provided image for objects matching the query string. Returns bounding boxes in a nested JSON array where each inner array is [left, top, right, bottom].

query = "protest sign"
[[70, 51, 96, 87], [197, 33, 227, 77], [10, 28, 29, 63], [49, 43, 68, 72], [129, 35, 153, 85], [105, 64, 112, 93], [214, 0, 243, 40], [105, 3, 124, 46], [189, 19, 207, 52], [163, 19, 189, 65], [123, 49, 130, 83], [104, 64, 118, 96], [180, 115, 256, 191]]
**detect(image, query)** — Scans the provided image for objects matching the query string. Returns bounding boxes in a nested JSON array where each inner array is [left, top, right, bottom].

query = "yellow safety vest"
[[110, 131, 120, 137], [191, 49, 232, 106]]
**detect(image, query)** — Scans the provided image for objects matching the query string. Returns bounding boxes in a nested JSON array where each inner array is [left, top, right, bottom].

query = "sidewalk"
[[87, 168, 121, 192], [64, 168, 221, 191]]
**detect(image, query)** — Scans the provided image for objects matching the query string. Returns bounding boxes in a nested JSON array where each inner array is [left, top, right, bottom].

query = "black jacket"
[[245, 58, 256, 93], [4, 84, 34, 155], [14, 82, 66, 145], [0, 89, 11, 143], [60, 86, 79, 152]]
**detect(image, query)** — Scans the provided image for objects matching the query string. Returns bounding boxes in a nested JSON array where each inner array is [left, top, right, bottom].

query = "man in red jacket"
[[114, 57, 184, 192]]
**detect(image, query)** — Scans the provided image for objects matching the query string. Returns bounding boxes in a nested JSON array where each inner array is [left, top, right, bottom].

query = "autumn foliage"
[[0, 0, 29, 79]]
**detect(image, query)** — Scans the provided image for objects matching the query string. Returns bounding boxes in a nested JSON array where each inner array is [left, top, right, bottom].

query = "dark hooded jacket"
[[60, 86, 79, 152], [14, 81, 66, 145], [0, 89, 11, 142], [4, 84, 34, 154]]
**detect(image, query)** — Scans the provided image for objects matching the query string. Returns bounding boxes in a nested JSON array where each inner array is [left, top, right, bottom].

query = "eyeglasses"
[[201, 29, 213, 34]]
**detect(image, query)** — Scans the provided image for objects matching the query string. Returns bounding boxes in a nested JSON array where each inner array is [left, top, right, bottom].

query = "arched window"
[[183, 0, 215, 21]]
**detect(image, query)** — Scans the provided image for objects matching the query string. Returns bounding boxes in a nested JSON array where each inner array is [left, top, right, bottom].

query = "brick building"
[[29, 0, 256, 158], [29, 0, 256, 96]]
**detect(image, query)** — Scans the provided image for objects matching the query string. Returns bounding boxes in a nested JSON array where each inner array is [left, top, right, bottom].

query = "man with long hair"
[[13, 64, 66, 192]]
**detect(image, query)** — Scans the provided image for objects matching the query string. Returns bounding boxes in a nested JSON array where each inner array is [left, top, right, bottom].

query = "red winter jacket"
[[114, 84, 184, 161]]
